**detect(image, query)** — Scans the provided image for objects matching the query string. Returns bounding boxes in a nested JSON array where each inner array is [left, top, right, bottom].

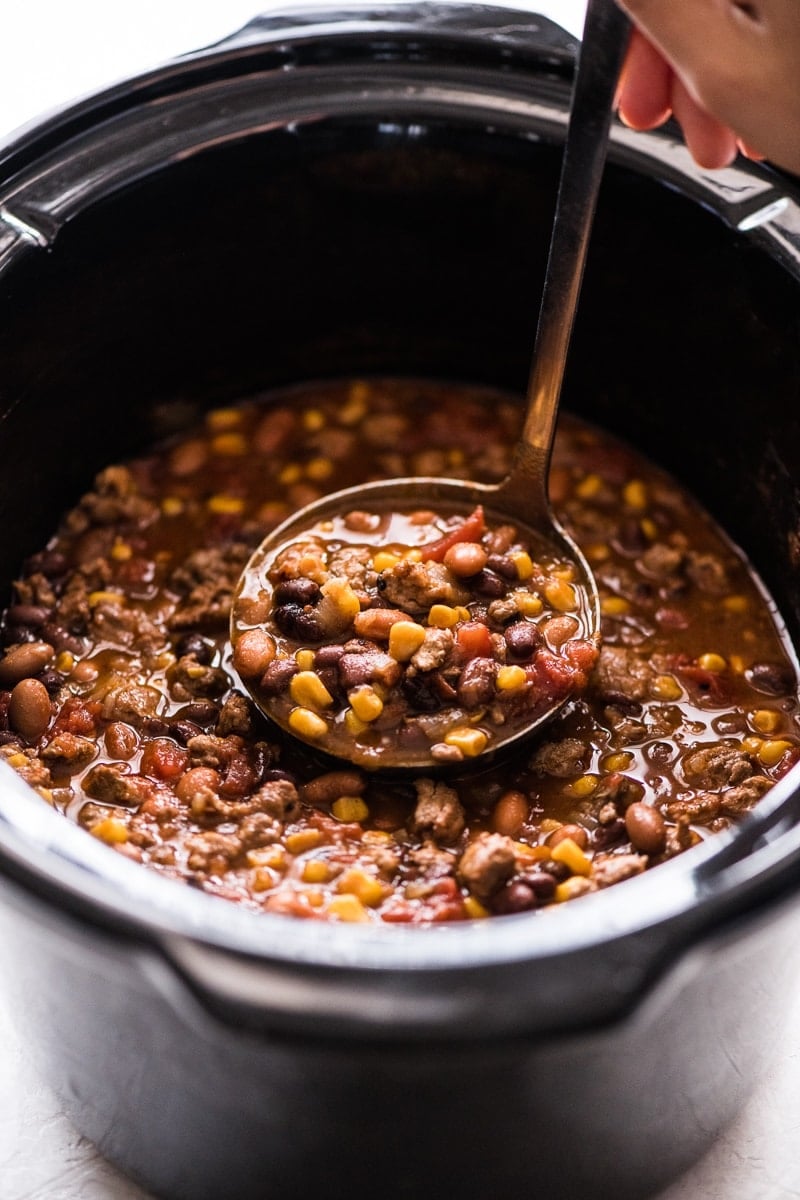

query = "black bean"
[[0, 732, 22, 747], [473, 569, 508, 599], [37, 670, 65, 696], [260, 659, 299, 696], [175, 633, 214, 665], [401, 675, 442, 713], [179, 701, 220, 726], [615, 517, 649, 554], [522, 871, 558, 902], [504, 620, 542, 660], [143, 716, 171, 737], [169, 719, 204, 745], [747, 660, 795, 696], [273, 603, 322, 641], [492, 880, 539, 914], [1, 625, 38, 647], [486, 554, 518, 580], [592, 818, 627, 849], [42, 623, 86, 654], [259, 768, 297, 786], [24, 550, 68, 579], [274, 579, 321, 606], [537, 858, 570, 882], [6, 605, 51, 629]]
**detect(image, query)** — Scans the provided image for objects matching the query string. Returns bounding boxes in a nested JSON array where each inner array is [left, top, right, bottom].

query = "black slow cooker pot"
[[2, 6, 800, 1199]]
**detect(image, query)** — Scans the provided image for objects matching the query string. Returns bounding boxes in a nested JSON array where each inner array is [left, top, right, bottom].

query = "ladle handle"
[[501, 0, 631, 522]]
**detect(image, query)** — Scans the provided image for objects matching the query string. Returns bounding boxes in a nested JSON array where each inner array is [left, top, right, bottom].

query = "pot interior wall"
[[1, 120, 800, 637]]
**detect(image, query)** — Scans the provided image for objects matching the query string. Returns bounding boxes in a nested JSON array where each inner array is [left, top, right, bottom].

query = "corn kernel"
[[344, 708, 369, 736], [88, 590, 125, 607], [289, 672, 334, 711], [444, 727, 488, 757], [513, 842, 552, 863], [640, 517, 658, 541], [741, 736, 764, 757], [35, 787, 55, 806], [332, 795, 370, 822], [751, 709, 782, 735], [211, 431, 247, 456], [305, 889, 325, 907], [337, 868, 384, 907], [373, 551, 400, 572], [569, 774, 598, 798], [90, 817, 128, 845], [540, 817, 562, 833], [576, 473, 603, 499], [327, 893, 370, 922], [447, 448, 465, 468], [511, 551, 534, 581], [287, 707, 329, 740], [206, 407, 242, 431], [286, 829, 324, 855], [428, 604, 460, 629], [601, 752, 634, 772], [463, 896, 490, 919], [247, 847, 286, 870], [403, 548, 423, 563], [723, 594, 749, 614], [389, 620, 427, 662], [295, 649, 315, 671], [601, 596, 631, 617], [514, 592, 544, 617], [278, 463, 302, 485], [697, 653, 727, 672], [554, 876, 593, 903], [305, 456, 333, 482], [364, 831, 392, 848], [652, 674, 682, 701], [623, 479, 648, 510], [729, 654, 746, 675], [454, 606, 472, 622], [757, 739, 794, 767], [161, 496, 184, 516], [111, 540, 133, 562], [585, 542, 610, 565], [302, 859, 330, 883], [302, 408, 326, 432], [5, 752, 27, 769], [348, 685, 383, 723], [251, 867, 277, 892], [496, 665, 527, 692], [544, 579, 578, 613], [550, 836, 592, 877], [55, 651, 75, 673], [339, 390, 368, 425], [206, 494, 245, 515]]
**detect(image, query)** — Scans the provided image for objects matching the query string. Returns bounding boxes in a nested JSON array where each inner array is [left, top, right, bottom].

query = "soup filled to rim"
[[1, 378, 798, 923]]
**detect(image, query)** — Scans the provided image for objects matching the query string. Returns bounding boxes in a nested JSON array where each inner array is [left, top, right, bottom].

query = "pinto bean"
[[233, 629, 276, 678], [491, 790, 529, 837], [300, 770, 366, 805], [8, 678, 52, 741], [0, 641, 55, 686], [625, 802, 667, 855]]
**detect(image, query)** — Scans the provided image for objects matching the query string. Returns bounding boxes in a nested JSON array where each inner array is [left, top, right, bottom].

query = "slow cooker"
[[1, 5, 800, 1198]]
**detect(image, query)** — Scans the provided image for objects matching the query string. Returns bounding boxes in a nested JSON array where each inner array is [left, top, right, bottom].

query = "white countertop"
[[2, 3, 800, 1198]]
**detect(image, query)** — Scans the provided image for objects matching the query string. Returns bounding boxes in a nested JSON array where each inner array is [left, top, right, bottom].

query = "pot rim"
[[1, 1, 800, 1025]]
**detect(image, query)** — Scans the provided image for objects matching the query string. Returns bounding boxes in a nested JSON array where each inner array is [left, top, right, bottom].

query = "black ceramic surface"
[[1, 5, 800, 1199]]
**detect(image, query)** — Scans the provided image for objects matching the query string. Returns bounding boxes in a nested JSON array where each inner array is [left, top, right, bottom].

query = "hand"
[[615, 1, 800, 175]]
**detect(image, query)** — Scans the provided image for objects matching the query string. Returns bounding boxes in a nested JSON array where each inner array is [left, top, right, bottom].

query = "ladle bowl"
[[231, 0, 629, 770]]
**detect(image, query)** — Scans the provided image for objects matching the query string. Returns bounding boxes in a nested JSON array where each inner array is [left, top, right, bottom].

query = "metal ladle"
[[232, 0, 631, 769]]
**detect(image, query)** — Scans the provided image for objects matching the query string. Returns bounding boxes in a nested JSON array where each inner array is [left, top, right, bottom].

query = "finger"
[[670, 76, 739, 169], [616, 28, 673, 130]]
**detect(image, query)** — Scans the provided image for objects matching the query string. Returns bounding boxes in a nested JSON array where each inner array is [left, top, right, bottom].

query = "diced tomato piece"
[[139, 737, 189, 781], [456, 620, 493, 660], [419, 505, 486, 562]]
